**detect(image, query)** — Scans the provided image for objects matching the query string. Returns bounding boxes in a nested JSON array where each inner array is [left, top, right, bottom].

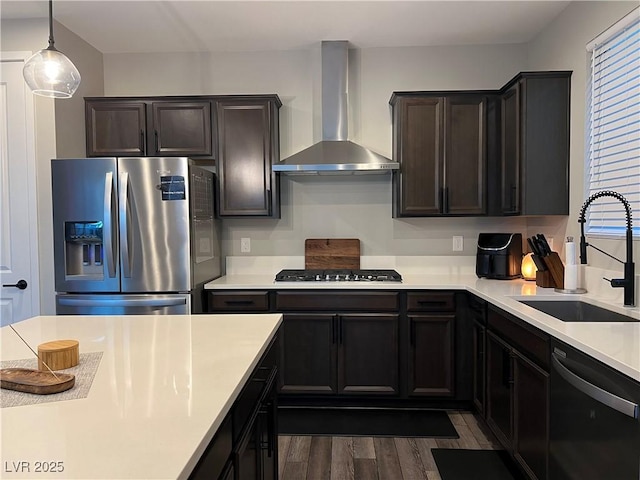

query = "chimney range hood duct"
[[272, 41, 398, 175]]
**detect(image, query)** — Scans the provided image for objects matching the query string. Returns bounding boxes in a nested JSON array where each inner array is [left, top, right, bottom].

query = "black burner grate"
[[275, 269, 402, 282]]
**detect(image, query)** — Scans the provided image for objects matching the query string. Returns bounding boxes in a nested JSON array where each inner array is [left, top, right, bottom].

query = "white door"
[[0, 52, 40, 326]]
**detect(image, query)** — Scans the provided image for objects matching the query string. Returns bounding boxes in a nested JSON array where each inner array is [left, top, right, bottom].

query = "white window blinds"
[[586, 9, 640, 236]]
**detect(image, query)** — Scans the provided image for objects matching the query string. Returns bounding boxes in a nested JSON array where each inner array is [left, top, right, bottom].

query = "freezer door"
[[52, 158, 120, 293], [56, 293, 190, 315], [118, 157, 191, 292]]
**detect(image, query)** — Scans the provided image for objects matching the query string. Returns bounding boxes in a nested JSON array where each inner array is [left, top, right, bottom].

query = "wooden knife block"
[[535, 252, 564, 289]]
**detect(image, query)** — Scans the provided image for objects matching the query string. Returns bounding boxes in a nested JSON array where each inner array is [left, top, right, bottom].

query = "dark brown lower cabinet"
[[340, 314, 399, 394], [220, 463, 234, 480], [408, 314, 455, 396], [472, 319, 486, 415], [279, 314, 336, 394], [189, 333, 279, 480], [234, 367, 278, 480], [513, 351, 549, 480], [486, 331, 513, 448], [279, 313, 399, 395], [486, 315, 549, 480]]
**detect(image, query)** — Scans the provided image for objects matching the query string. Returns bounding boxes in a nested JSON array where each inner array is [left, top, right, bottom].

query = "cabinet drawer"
[[488, 307, 549, 369], [275, 291, 399, 312], [208, 291, 269, 311], [407, 292, 455, 312]]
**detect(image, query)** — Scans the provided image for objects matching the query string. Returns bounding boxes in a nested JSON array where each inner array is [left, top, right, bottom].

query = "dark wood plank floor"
[[278, 411, 501, 480]]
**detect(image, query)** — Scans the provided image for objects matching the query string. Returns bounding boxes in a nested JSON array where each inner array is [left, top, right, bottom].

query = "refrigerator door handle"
[[104, 171, 116, 278], [119, 171, 131, 278], [57, 297, 188, 307]]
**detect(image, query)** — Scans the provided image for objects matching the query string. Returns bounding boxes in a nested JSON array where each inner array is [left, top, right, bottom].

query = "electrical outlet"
[[453, 236, 464, 252], [240, 237, 251, 253]]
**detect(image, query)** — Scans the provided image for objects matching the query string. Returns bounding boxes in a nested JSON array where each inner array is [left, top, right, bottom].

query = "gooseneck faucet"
[[578, 190, 635, 307]]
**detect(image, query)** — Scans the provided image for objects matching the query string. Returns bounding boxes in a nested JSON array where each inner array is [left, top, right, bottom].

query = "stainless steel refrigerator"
[[52, 157, 222, 315]]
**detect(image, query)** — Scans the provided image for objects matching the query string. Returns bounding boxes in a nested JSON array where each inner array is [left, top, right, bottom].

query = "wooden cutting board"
[[305, 239, 360, 270]]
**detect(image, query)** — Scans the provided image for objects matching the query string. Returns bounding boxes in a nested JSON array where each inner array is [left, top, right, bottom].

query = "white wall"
[[526, 0, 639, 272]]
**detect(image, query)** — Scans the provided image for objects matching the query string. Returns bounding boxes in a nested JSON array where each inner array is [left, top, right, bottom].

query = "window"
[[585, 8, 639, 236]]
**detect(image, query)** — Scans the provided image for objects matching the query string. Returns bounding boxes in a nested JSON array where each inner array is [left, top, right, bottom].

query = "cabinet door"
[[150, 101, 212, 156], [338, 314, 399, 395], [486, 331, 513, 450], [393, 97, 444, 216], [472, 320, 486, 415], [514, 350, 549, 480], [519, 74, 571, 215], [85, 100, 146, 156], [408, 314, 455, 396], [501, 83, 520, 214], [216, 100, 277, 217], [279, 314, 337, 394], [444, 96, 486, 215]]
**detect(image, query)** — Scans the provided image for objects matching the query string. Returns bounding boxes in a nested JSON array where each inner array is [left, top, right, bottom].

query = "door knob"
[[3, 280, 28, 290]]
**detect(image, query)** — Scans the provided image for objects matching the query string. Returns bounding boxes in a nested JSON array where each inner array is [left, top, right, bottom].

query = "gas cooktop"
[[275, 269, 402, 282]]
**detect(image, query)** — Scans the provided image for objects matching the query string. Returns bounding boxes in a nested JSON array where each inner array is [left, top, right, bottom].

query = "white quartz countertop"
[[0, 313, 282, 480], [205, 272, 640, 382]]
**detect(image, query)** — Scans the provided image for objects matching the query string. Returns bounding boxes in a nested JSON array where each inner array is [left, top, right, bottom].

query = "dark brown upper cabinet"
[[150, 101, 212, 156], [391, 70, 571, 218], [498, 71, 572, 216], [214, 96, 281, 218], [85, 98, 212, 158], [390, 93, 488, 217]]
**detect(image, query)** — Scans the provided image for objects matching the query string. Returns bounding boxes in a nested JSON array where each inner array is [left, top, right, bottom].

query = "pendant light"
[[22, 0, 81, 98]]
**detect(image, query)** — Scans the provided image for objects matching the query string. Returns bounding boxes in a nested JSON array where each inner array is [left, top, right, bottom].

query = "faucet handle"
[[604, 277, 627, 288]]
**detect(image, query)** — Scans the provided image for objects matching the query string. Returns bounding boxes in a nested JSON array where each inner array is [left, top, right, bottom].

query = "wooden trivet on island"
[[0, 368, 75, 395]]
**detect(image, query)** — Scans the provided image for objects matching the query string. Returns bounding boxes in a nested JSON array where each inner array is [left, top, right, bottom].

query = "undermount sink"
[[519, 300, 639, 323]]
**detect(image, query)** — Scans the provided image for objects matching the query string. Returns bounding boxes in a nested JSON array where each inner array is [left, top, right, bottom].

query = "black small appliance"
[[476, 233, 523, 279]]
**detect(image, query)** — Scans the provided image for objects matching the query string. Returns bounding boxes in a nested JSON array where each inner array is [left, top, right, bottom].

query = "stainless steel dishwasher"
[[550, 339, 640, 479]]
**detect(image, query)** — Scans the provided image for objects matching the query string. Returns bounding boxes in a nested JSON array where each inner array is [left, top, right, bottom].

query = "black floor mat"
[[432, 448, 524, 480], [278, 407, 459, 438]]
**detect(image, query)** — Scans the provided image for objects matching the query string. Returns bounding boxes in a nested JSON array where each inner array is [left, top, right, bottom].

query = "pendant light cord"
[[48, 0, 55, 49]]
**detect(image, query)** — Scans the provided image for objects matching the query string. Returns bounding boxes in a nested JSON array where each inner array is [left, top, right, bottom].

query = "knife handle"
[[532, 237, 546, 256], [537, 234, 553, 255]]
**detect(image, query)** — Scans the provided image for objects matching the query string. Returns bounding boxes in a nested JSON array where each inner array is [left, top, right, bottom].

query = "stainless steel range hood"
[[272, 41, 398, 175]]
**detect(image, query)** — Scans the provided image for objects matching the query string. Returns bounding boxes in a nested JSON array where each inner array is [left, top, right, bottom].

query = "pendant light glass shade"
[[23, 47, 81, 98], [22, 0, 81, 98]]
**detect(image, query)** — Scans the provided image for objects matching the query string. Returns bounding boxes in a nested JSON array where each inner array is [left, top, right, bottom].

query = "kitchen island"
[[0, 313, 282, 479]]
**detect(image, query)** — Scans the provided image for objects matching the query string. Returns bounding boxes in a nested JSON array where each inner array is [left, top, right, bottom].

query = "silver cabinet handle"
[[552, 352, 639, 419], [119, 172, 131, 277], [104, 172, 116, 278]]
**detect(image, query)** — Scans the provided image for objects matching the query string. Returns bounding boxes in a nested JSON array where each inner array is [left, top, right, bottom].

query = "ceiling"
[[1, 1, 573, 54]]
